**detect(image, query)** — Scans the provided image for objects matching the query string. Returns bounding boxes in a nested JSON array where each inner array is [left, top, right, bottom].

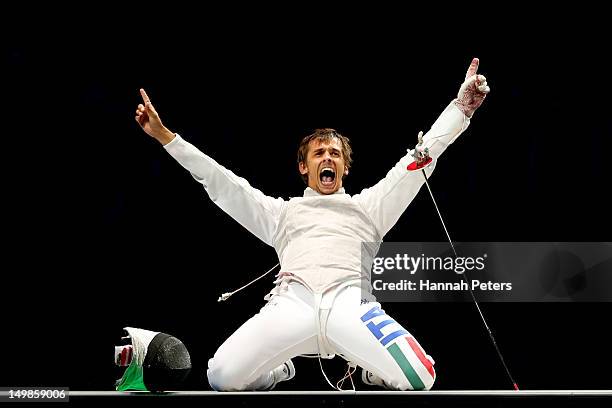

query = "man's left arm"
[[354, 58, 490, 237]]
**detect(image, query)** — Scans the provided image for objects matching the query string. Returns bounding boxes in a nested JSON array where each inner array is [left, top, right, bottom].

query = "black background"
[[3, 7, 611, 392]]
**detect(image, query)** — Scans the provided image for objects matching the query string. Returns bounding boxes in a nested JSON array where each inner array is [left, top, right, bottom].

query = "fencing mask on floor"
[[114, 327, 192, 391]]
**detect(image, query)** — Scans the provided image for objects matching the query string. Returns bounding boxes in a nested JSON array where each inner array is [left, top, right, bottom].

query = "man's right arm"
[[162, 135, 284, 246], [134, 89, 284, 246]]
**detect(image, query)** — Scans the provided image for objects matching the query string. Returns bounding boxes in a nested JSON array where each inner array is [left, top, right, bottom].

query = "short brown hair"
[[297, 128, 353, 184]]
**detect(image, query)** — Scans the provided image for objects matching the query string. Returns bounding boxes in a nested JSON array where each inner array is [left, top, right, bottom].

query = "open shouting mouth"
[[319, 166, 336, 187]]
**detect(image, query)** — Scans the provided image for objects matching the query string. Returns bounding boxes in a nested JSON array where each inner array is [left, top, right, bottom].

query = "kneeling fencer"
[[134, 58, 490, 391]]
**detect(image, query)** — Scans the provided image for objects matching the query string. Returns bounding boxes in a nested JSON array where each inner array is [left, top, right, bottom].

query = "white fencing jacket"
[[164, 101, 469, 293]]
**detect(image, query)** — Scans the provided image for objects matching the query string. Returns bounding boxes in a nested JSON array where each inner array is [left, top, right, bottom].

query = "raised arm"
[[353, 58, 490, 237], [135, 89, 284, 246]]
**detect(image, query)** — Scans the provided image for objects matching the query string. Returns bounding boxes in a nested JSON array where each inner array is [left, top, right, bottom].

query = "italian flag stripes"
[[361, 306, 435, 390]]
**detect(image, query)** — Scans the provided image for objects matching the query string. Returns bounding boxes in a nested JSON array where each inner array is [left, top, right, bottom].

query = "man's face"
[[299, 138, 348, 195]]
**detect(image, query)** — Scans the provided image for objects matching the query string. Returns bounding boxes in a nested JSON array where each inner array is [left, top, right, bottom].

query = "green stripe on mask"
[[116, 361, 147, 391]]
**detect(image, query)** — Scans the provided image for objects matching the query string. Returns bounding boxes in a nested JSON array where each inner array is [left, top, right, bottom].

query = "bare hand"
[[454, 58, 491, 118], [135, 89, 175, 145]]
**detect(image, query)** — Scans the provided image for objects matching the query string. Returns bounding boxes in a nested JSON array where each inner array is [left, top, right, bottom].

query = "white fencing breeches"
[[207, 282, 436, 391]]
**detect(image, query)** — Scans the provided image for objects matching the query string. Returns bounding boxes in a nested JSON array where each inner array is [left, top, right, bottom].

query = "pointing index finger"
[[140, 88, 151, 104], [465, 58, 479, 80]]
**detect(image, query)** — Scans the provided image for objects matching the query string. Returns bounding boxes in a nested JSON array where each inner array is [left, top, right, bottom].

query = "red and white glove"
[[454, 58, 490, 118], [413, 131, 429, 162]]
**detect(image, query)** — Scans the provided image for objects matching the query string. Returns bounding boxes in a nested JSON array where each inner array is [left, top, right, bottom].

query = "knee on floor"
[[388, 367, 436, 391], [206, 357, 250, 391]]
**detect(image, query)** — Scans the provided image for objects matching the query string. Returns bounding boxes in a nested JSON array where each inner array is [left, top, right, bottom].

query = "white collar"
[[303, 187, 346, 197]]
